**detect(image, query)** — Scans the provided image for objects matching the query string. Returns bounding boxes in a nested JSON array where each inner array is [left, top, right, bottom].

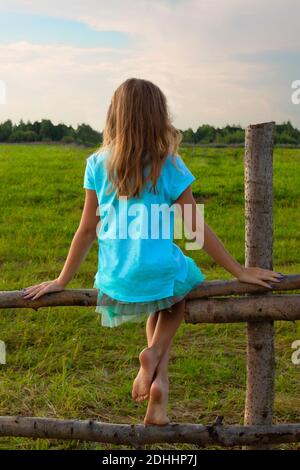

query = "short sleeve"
[[168, 155, 196, 202], [83, 156, 95, 190]]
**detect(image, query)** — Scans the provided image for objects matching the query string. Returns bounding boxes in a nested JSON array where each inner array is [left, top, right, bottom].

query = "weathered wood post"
[[243, 122, 276, 449]]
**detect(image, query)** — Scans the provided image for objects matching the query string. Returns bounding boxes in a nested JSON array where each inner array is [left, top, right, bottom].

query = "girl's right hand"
[[22, 278, 65, 301]]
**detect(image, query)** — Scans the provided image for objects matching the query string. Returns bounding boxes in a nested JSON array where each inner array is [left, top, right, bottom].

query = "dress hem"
[[93, 281, 175, 302], [93, 256, 206, 328]]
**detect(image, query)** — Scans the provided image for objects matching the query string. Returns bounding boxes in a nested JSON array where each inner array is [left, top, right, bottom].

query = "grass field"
[[0, 144, 300, 450]]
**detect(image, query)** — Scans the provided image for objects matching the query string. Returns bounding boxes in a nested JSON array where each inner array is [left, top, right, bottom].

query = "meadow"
[[0, 143, 300, 450]]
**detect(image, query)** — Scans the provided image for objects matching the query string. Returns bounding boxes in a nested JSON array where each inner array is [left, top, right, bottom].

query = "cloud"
[[0, 0, 300, 129], [0, 12, 131, 48]]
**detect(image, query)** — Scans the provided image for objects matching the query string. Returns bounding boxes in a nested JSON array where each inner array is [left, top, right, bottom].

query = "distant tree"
[[182, 128, 196, 143], [76, 123, 101, 146], [50, 123, 70, 141], [17, 119, 27, 132], [195, 124, 216, 143], [61, 134, 75, 144], [8, 130, 38, 142], [29, 121, 41, 138], [274, 121, 300, 145], [61, 125, 76, 142], [0, 120, 13, 142], [40, 119, 55, 141]]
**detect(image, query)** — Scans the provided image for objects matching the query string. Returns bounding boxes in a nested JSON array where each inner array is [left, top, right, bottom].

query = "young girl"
[[22, 78, 284, 426]]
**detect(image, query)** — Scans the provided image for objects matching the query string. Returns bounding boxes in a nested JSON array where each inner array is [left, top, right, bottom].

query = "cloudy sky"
[[0, 0, 299, 131]]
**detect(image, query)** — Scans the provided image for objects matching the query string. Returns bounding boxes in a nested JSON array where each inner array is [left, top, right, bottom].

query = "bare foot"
[[144, 375, 170, 425], [132, 347, 161, 402]]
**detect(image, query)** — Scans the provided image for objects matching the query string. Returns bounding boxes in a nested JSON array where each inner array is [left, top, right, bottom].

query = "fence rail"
[[2, 273, 300, 324], [1, 274, 300, 309], [0, 416, 300, 447]]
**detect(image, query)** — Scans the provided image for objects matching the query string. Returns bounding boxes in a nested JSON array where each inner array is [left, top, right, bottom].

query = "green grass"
[[0, 144, 300, 450]]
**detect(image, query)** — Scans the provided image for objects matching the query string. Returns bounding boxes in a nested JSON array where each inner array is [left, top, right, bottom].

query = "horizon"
[[1, 118, 299, 134]]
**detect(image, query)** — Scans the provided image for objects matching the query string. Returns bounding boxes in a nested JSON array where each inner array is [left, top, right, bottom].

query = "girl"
[[22, 78, 284, 426]]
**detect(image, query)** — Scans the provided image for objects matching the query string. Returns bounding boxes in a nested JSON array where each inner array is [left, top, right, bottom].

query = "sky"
[[0, 0, 300, 131]]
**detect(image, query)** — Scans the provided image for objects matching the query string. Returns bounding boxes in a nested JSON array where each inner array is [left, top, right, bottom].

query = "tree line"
[[180, 121, 300, 145], [0, 119, 300, 146], [0, 119, 102, 146]]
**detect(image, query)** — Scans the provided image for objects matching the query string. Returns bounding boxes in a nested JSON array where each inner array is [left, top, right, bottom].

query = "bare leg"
[[132, 299, 185, 403], [146, 310, 159, 346], [143, 341, 171, 425], [131, 308, 171, 423], [145, 308, 171, 380], [132, 310, 160, 402], [145, 309, 172, 424]]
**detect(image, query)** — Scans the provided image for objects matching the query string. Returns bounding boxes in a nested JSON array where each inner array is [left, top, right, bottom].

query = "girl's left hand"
[[22, 278, 65, 301], [237, 267, 284, 289]]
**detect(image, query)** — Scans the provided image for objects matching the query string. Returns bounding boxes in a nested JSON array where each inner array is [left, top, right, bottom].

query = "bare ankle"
[[156, 370, 169, 382], [149, 344, 166, 360]]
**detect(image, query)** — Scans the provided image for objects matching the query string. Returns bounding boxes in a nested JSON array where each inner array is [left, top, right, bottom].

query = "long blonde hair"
[[100, 78, 182, 198]]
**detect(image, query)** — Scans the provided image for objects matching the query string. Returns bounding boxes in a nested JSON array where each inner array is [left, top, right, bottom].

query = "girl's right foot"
[[143, 375, 170, 425]]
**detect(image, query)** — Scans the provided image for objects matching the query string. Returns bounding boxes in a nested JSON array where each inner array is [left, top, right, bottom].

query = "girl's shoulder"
[[161, 153, 196, 202], [86, 148, 109, 172], [162, 153, 191, 178]]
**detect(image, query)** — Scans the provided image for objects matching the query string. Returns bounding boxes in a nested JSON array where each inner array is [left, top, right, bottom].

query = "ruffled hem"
[[94, 288, 186, 328], [94, 256, 205, 328]]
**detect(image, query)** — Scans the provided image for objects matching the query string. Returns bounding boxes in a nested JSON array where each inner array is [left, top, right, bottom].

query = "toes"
[[136, 393, 148, 402]]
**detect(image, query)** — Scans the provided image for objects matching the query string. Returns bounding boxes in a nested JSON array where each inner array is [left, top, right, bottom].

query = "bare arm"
[[201, 222, 244, 277], [175, 186, 284, 288], [23, 189, 99, 300]]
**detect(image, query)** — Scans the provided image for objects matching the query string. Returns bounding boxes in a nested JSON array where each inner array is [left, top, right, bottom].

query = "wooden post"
[[243, 122, 276, 449]]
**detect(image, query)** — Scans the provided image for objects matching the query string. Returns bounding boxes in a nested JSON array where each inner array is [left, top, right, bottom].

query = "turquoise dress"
[[83, 149, 206, 327]]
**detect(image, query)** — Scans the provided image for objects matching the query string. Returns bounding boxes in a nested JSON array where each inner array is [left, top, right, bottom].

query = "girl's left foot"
[[132, 346, 162, 402], [144, 375, 170, 425]]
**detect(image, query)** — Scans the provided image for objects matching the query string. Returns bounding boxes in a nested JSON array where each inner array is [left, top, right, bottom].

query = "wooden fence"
[[1, 122, 300, 449]]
